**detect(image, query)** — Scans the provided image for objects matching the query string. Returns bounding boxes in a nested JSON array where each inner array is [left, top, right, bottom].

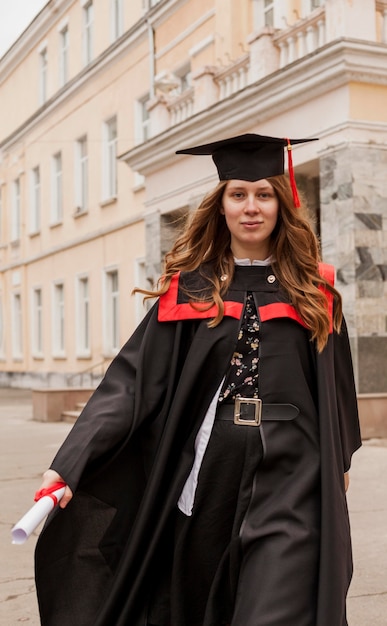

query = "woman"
[[35, 134, 361, 626]]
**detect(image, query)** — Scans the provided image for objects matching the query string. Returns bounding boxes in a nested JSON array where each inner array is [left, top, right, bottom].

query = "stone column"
[[144, 209, 187, 288], [144, 211, 162, 289], [319, 144, 387, 393]]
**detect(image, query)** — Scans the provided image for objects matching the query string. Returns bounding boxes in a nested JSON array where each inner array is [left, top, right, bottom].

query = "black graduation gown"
[[35, 264, 361, 626]]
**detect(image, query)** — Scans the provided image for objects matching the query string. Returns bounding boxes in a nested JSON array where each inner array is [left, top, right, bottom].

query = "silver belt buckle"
[[234, 398, 262, 426]]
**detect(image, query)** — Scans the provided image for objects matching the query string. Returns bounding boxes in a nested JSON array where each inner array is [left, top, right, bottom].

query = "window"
[[32, 287, 43, 356], [30, 166, 41, 234], [264, 0, 274, 27], [83, 1, 94, 66], [52, 282, 65, 355], [0, 292, 4, 358], [170, 64, 192, 96], [12, 292, 23, 359], [102, 116, 117, 201], [59, 26, 69, 86], [136, 95, 150, 144], [76, 276, 90, 355], [111, 0, 124, 41], [75, 136, 88, 213], [51, 152, 63, 224], [11, 178, 21, 242], [0, 186, 3, 244], [179, 68, 191, 93], [104, 269, 119, 354], [39, 47, 48, 104]]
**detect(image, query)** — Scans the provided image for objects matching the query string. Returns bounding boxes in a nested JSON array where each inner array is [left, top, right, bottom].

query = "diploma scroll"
[[11, 482, 66, 544]]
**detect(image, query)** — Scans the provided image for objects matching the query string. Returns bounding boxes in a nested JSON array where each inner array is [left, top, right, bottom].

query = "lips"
[[241, 221, 263, 226]]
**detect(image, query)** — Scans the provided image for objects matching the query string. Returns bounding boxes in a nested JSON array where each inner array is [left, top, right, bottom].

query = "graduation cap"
[[176, 133, 318, 208]]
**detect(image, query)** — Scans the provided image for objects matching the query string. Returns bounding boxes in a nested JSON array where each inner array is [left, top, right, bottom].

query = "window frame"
[[59, 25, 69, 87], [51, 152, 63, 225], [103, 267, 119, 356], [31, 286, 44, 357], [75, 274, 91, 357], [135, 94, 150, 145], [111, 0, 124, 41], [83, 1, 94, 66], [75, 136, 88, 214], [264, 0, 274, 28], [52, 281, 66, 357], [12, 291, 23, 360], [30, 166, 41, 234], [102, 116, 118, 202], [11, 177, 21, 242], [0, 291, 5, 360], [0, 185, 3, 244], [39, 47, 48, 105]]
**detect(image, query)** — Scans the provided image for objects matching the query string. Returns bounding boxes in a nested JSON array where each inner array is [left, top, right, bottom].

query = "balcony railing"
[[168, 87, 194, 126], [149, 1, 387, 137], [214, 54, 250, 99], [273, 6, 326, 68]]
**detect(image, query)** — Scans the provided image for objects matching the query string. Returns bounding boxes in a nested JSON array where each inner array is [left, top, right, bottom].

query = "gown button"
[[267, 274, 276, 284]]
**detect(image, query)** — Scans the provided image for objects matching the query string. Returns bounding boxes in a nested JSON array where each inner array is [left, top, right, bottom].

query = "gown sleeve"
[[49, 302, 175, 492], [333, 316, 362, 472]]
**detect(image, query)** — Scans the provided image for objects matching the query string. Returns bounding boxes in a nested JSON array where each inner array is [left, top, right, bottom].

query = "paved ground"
[[0, 388, 386, 625]]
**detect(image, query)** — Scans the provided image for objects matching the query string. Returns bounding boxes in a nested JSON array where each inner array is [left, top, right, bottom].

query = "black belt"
[[215, 399, 299, 427]]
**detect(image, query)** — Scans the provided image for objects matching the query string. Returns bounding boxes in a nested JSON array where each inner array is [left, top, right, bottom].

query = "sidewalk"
[[0, 389, 72, 625], [0, 388, 386, 625]]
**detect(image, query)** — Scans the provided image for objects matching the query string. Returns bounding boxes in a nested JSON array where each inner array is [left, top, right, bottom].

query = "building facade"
[[0, 0, 386, 393]]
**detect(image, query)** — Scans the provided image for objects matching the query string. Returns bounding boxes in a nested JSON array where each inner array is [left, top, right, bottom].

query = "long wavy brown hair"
[[134, 175, 342, 351]]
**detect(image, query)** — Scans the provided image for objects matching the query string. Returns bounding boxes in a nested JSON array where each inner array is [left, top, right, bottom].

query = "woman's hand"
[[344, 472, 349, 492], [39, 469, 74, 509]]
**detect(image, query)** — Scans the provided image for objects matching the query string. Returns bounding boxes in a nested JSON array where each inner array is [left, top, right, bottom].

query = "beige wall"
[[350, 83, 387, 122], [0, 0, 152, 384]]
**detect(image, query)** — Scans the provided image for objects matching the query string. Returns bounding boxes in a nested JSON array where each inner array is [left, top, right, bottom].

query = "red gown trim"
[[158, 272, 243, 322], [158, 264, 335, 332]]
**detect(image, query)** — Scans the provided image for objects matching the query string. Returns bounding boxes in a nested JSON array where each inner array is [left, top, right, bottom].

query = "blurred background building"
[[0, 0, 386, 407]]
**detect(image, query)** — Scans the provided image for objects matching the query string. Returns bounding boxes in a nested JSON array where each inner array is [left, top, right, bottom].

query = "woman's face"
[[221, 178, 279, 260]]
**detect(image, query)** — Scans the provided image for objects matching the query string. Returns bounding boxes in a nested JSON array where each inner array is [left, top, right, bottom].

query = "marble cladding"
[[145, 209, 187, 290], [320, 145, 387, 392], [145, 211, 163, 290]]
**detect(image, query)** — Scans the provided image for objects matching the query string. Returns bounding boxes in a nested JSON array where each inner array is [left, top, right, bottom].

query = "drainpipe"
[[147, 19, 156, 99]]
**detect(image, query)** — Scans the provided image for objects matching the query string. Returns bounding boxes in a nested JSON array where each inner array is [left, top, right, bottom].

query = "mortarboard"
[[176, 133, 318, 207]]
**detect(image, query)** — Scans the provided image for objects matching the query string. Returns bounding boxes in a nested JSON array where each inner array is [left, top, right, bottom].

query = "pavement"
[[0, 389, 386, 626]]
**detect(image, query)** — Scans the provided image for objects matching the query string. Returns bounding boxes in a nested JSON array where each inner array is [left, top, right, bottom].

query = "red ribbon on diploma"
[[34, 482, 66, 506]]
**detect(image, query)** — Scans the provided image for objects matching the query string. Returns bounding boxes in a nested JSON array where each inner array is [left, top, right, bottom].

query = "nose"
[[244, 193, 259, 213]]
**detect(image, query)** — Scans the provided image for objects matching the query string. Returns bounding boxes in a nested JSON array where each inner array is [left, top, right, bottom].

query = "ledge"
[[32, 387, 95, 422], [119, 38, 387, 177], [358, 393, 387, 439], [99, 196, 117, 208]]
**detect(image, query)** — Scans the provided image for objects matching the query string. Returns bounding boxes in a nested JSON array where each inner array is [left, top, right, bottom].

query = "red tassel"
[[286, 138, 301, 208]]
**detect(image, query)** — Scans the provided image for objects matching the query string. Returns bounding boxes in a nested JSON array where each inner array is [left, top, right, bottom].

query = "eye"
[[231, 191, 244, 199]]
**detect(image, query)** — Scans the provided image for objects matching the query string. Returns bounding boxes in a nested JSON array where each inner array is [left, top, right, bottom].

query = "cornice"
[[147, 0, 191, 29], [0, 20, 149, 151], [119, 38, 387, 176], [0, 0, 72, 82], [0, 212, 143, 273]]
